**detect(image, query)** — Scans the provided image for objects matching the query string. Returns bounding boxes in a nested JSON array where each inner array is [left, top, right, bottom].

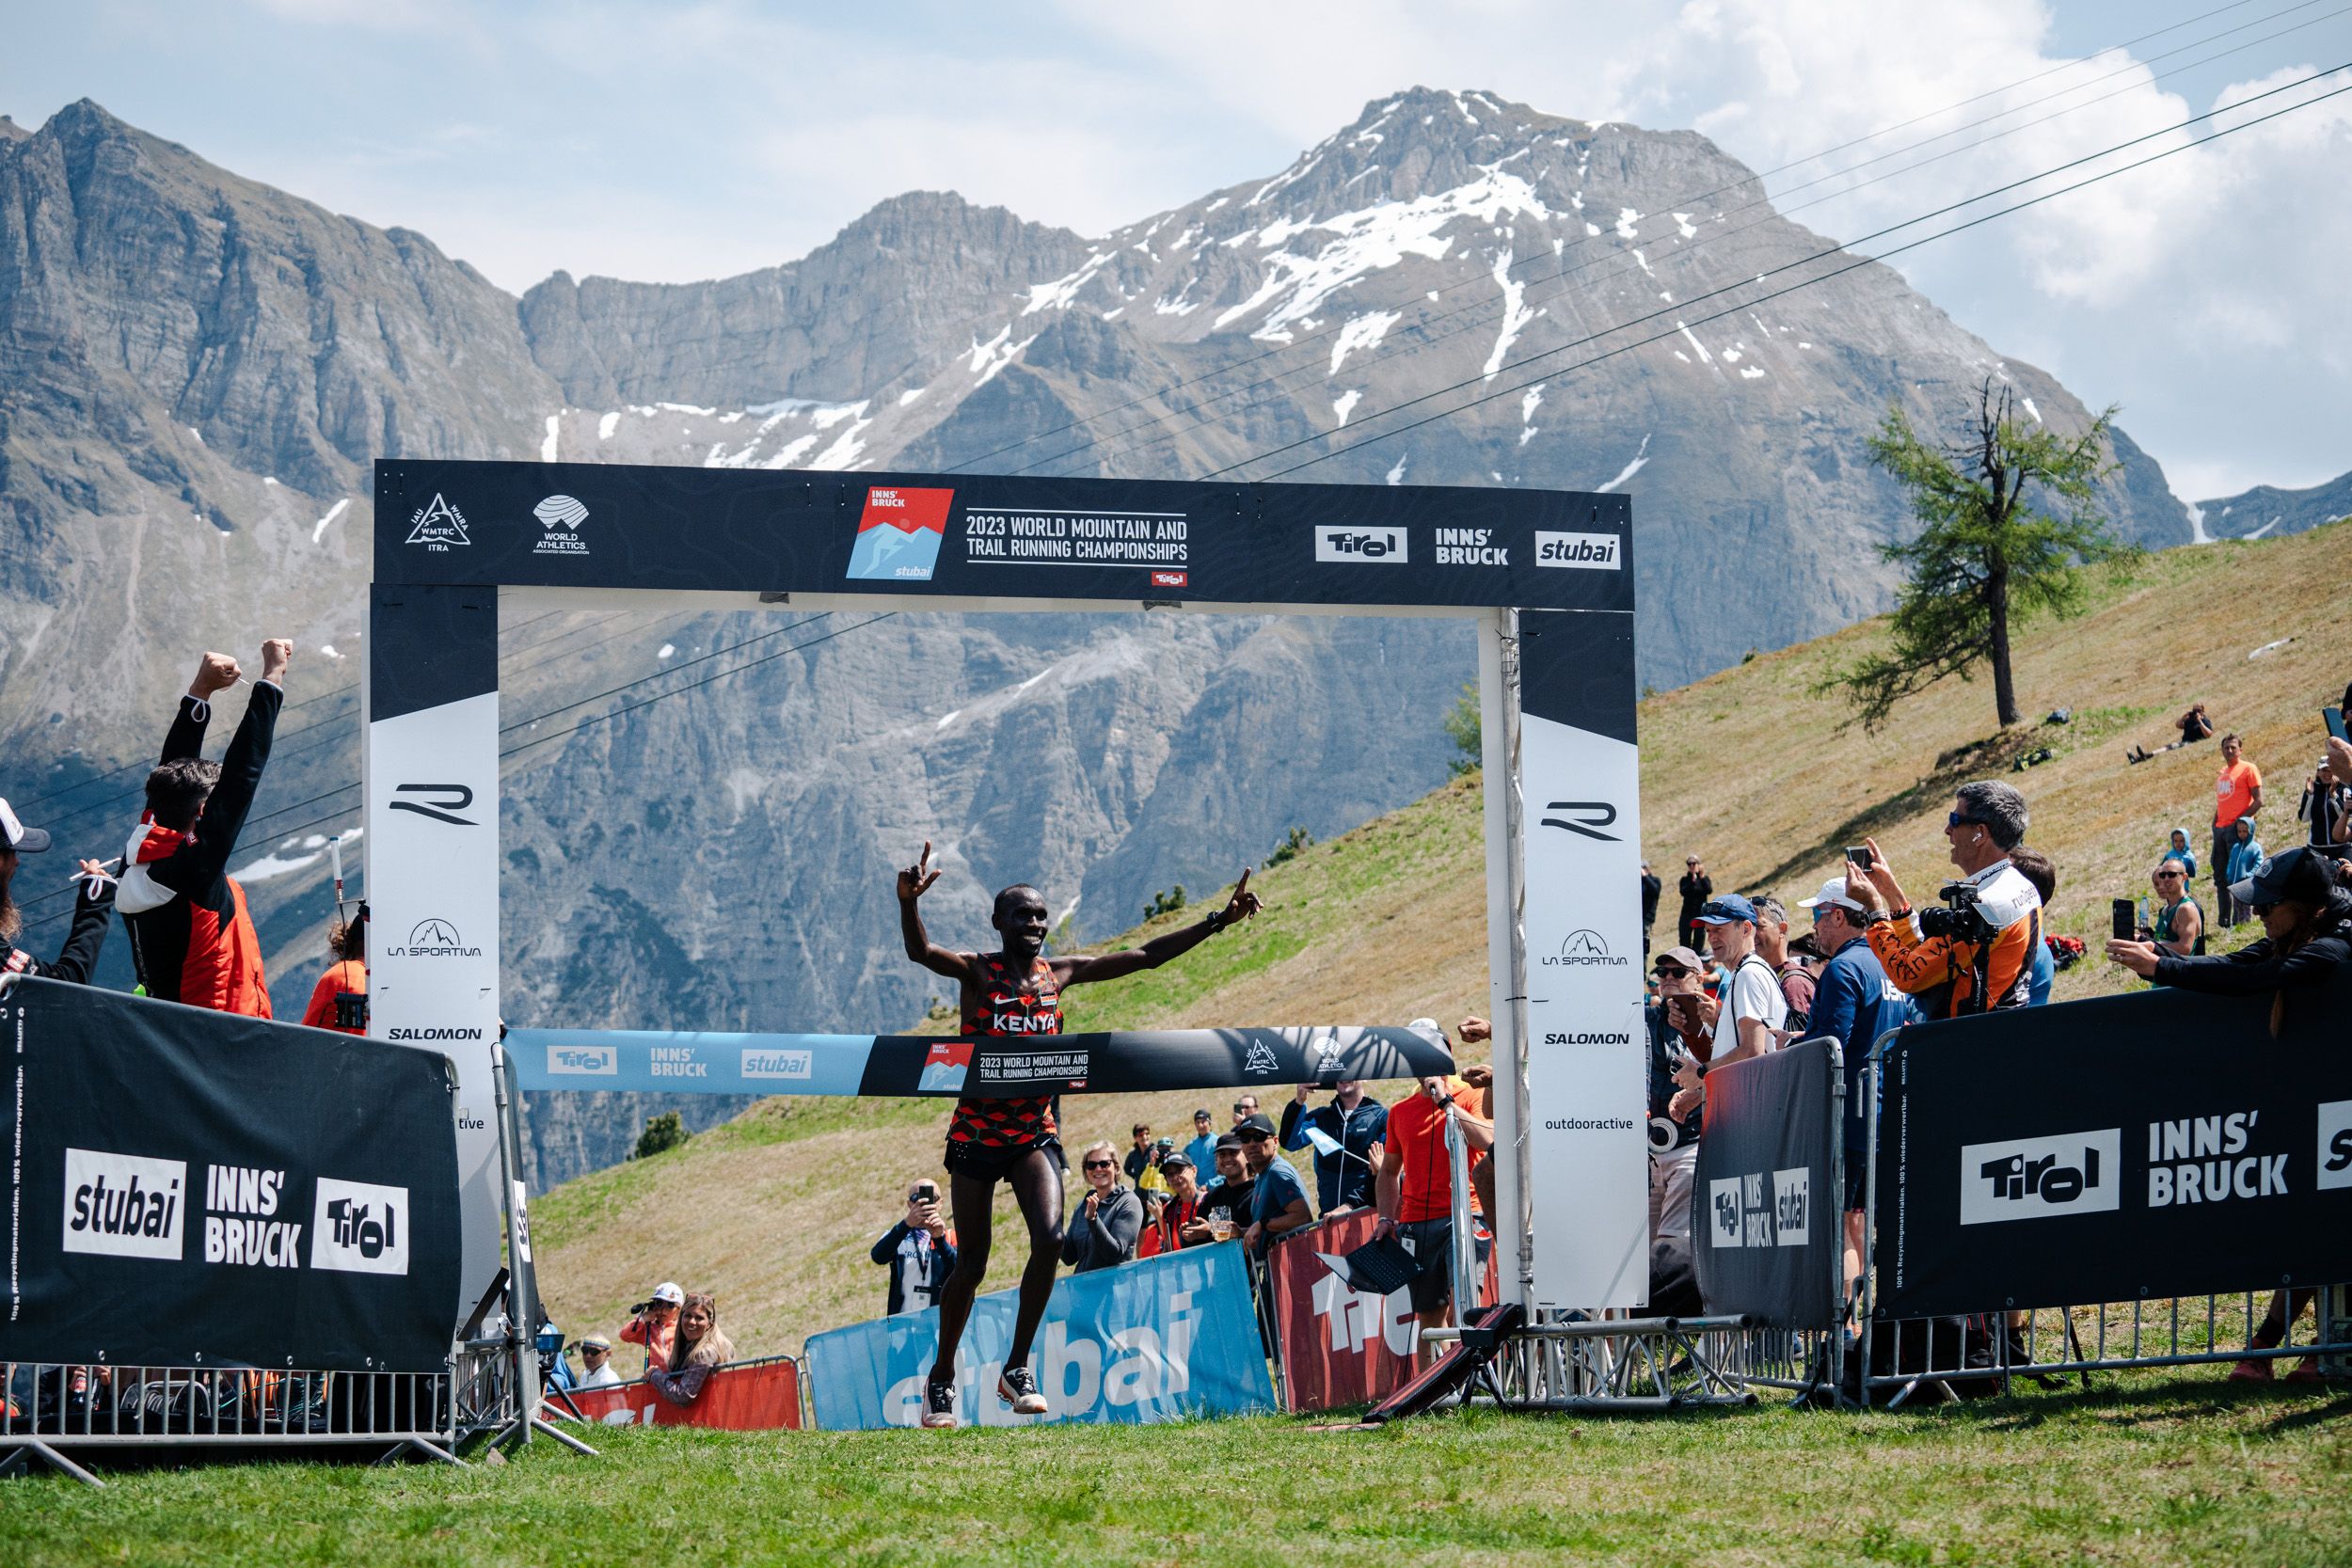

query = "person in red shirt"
[[895, 841, 1263, 1429], [2212, 735, 2265, 927], [618, 1281, 683, 1377], [1374, 1037, 1495, 1360], [1144, 1151, 1203, 1255], [300, 908, 368, 1034]]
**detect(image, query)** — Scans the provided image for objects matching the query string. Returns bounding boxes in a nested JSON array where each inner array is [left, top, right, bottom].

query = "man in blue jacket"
[[1279, 1077, 1387, 1213], [1796, 876, 1915, 1296], [872, 1180, 959, 1317]]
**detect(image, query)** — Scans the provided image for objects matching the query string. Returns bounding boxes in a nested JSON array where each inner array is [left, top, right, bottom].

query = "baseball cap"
[[1694, 894, 1756, 926], [2230, 846, 2314, 911], [650, 1281, 685, 1306], [1797, 877, 1865, 915], [1651, 944, 1705, 974], [1685, 854, 1701, 864], [1234, 1114, 1278, 1140], [580, 1333, 612, 1352], [1213, 1132, 1244, 1152], [1160, 1151, 1194, 1173], [1406, 1015, 1443, 1042], [0, 798, 52, 855]]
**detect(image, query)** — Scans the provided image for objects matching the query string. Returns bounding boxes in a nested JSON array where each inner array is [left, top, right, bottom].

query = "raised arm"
[[1057, 868, 1263, 987], [154, 643, 287, 895], [160, 652, 241, 764], [897, 842, 981, 983]]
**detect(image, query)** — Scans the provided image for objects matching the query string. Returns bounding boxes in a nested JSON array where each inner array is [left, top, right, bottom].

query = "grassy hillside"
[[534, 518, 2350, 1359]]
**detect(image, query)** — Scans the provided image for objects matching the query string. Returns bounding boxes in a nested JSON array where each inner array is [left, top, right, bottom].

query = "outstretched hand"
[[898, 841, 943, 903], [1221, 867, 1263, 925]]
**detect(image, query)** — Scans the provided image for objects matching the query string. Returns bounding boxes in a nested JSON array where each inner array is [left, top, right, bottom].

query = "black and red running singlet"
[[946, 955, 1063, 1151]]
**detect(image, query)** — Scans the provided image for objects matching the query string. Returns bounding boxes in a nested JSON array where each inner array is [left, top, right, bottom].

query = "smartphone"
[[2327, 706, 2348, 743], [2110, 898, 2136, 941], [1846, 845, 1874, 872]]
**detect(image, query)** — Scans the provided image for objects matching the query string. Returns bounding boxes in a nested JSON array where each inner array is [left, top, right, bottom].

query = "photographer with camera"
[[872, 1180, 958, 1318], [1851, 782, 2042, 1020], [618, 1280, 684, 1376]]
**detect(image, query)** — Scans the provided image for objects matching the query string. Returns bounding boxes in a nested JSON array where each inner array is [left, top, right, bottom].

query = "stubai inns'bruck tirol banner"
[[370, 462, 1643, 1317]]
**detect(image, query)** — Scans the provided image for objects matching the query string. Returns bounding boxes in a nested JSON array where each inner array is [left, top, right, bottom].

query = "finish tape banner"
[[554, 1356, 803, 1431], [0, 976, 463, 1373], [507, 1024, 1453, 1098], [1874, 967, 2352, 1320], [803, 1241, 1273, 1429], [1692, 1037, 1841, 1330]]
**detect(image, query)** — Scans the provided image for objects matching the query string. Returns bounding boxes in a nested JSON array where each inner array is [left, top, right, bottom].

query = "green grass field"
[[6, 1376, 2348, 1565]]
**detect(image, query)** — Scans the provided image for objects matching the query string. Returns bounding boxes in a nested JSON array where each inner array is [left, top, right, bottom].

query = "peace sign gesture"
[[898, 841, 944, 903]]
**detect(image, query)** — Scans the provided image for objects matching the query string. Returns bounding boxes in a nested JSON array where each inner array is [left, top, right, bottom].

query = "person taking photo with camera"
[[1848, 782, 2042, 1020], [618, 1280, 684, 1377], [872, 1180, 958, 1318]]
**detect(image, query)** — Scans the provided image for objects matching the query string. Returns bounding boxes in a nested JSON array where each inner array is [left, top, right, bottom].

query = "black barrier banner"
[[1875, 967, 2352, 1320], [2, 977, 464, 1372], [373, 461, 1633, 614], [1693, 1037, 1841, 1330], [506, 1023, 1454, 1096]]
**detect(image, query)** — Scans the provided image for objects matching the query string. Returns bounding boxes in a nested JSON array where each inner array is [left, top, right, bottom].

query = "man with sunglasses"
[[1851, 781, 2042, 1020], [2147, 857, 2205, 958], [1644, 947, 1710, 1255], [1797, 876, 1914, 1291]]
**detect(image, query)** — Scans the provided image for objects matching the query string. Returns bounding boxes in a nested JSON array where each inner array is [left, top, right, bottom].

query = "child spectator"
[[2223, 817, 2266, 927], [2160, 827, 2199, 881]]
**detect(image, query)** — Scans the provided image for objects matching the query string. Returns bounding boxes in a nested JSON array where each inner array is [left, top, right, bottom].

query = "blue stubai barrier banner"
[[505, 1024, 1454, 1097], [803, 1241, 1274, 1429]]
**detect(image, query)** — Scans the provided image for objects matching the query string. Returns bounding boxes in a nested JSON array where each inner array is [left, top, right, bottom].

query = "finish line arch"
[[362, 460, 1642, 1330]]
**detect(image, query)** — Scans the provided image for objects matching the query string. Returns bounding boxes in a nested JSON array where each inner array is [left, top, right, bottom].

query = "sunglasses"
[[1082, 1158, 1115, 1170], [2153, 871, 2184, 880], [1653, 965, 1691, 978], [1947, 811, 1989, 830]]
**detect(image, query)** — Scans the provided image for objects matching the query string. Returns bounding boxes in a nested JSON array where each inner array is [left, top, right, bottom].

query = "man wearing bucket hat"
[[0, 796, 116, 985], [1798, 875, 1915, 1291]]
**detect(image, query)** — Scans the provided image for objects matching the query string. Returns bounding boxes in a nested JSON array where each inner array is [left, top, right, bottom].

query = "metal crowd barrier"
[[1, 1360, 464, 1486]]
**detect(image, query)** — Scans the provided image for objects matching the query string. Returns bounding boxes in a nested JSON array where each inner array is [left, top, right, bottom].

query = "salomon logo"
[[389, 784, 476, 826], [62, 1148, 188, 1260]]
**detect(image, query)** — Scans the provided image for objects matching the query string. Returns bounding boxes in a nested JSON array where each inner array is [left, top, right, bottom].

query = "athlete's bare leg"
[[1001, 1149, 1065, 1372], [929, 1170, 998, 1386]]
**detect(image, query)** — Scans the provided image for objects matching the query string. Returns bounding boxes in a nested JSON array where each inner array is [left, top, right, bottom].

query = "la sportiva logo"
[[310, 1178, 410, 1275], [386, 917, 484, 959], [1533, 531, 1621, 570], [405, 494, 471, 550], [62, 1148, 187, 1260], [1313, 528, 1408, 562], [1540, 800, 1620, 842], [389, 783, 477, 826], [1540, 929, 1629, 968], [1960, 1130, 2121, 1225], [532, 494, 591, 556]]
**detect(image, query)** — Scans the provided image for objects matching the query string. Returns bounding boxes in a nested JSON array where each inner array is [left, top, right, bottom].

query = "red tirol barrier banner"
[[550, 1355, 803, 1431], [1267, 1210, 1498, 1414]]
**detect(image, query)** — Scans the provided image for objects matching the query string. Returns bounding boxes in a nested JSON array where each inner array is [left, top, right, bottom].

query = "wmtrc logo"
[[405, 494, 470, 550], [389, 783, 476, 826], [532, 494, 590, 556], [386, 918, 483, 960], [1541, 929, 1630, 968], [1540, 801, 1620, 842]]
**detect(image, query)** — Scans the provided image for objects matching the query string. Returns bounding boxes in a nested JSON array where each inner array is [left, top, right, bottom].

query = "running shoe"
[[2227, 1357, 2273, 1383], [997, 1364, 1048, 1416], [920, 1376, 958, 1428]]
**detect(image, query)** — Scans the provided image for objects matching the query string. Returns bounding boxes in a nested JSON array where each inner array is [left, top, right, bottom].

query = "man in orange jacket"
[[1849, 781, 2042, 1019]]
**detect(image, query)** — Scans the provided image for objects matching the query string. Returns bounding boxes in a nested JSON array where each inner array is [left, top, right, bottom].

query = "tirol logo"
[[742, 1047, 815, 1080], [1150, 570, 1188, 589], [1313, 528, 1407, 562], [1707, 1168, 1810, 1249], [1534, 531, 1622, 570], [1960, 1129, 2122, 1225], [532, 494, 590, 556], [405, 493, 470, 550], [387, 917, 484, 959], [849, 486, 954, 581], [310, 1178, 410, 1275], [1540, 929, 1630, 968], [920, 1041, 973, 1093], [1540, 800, 1620, 842], [62, 1148, 188, 1259], [547, 1043, 618, 1076], [389, 783, 476, 826]]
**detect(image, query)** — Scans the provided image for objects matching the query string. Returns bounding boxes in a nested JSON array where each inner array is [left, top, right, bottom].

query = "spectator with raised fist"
[[0, 796, 114, 985]]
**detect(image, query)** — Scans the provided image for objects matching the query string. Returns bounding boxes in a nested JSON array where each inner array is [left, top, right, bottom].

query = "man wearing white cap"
[[620, 1281, 685, 1376], [1796, 875, 1914, 1292], [0, 796, 116, 984]]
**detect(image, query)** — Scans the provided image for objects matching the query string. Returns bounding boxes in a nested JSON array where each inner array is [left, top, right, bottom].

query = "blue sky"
[[5, 0, 2347, 499]]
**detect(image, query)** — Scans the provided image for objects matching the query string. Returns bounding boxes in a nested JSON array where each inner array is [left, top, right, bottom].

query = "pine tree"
[[1824, 379, 2131, 732]]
